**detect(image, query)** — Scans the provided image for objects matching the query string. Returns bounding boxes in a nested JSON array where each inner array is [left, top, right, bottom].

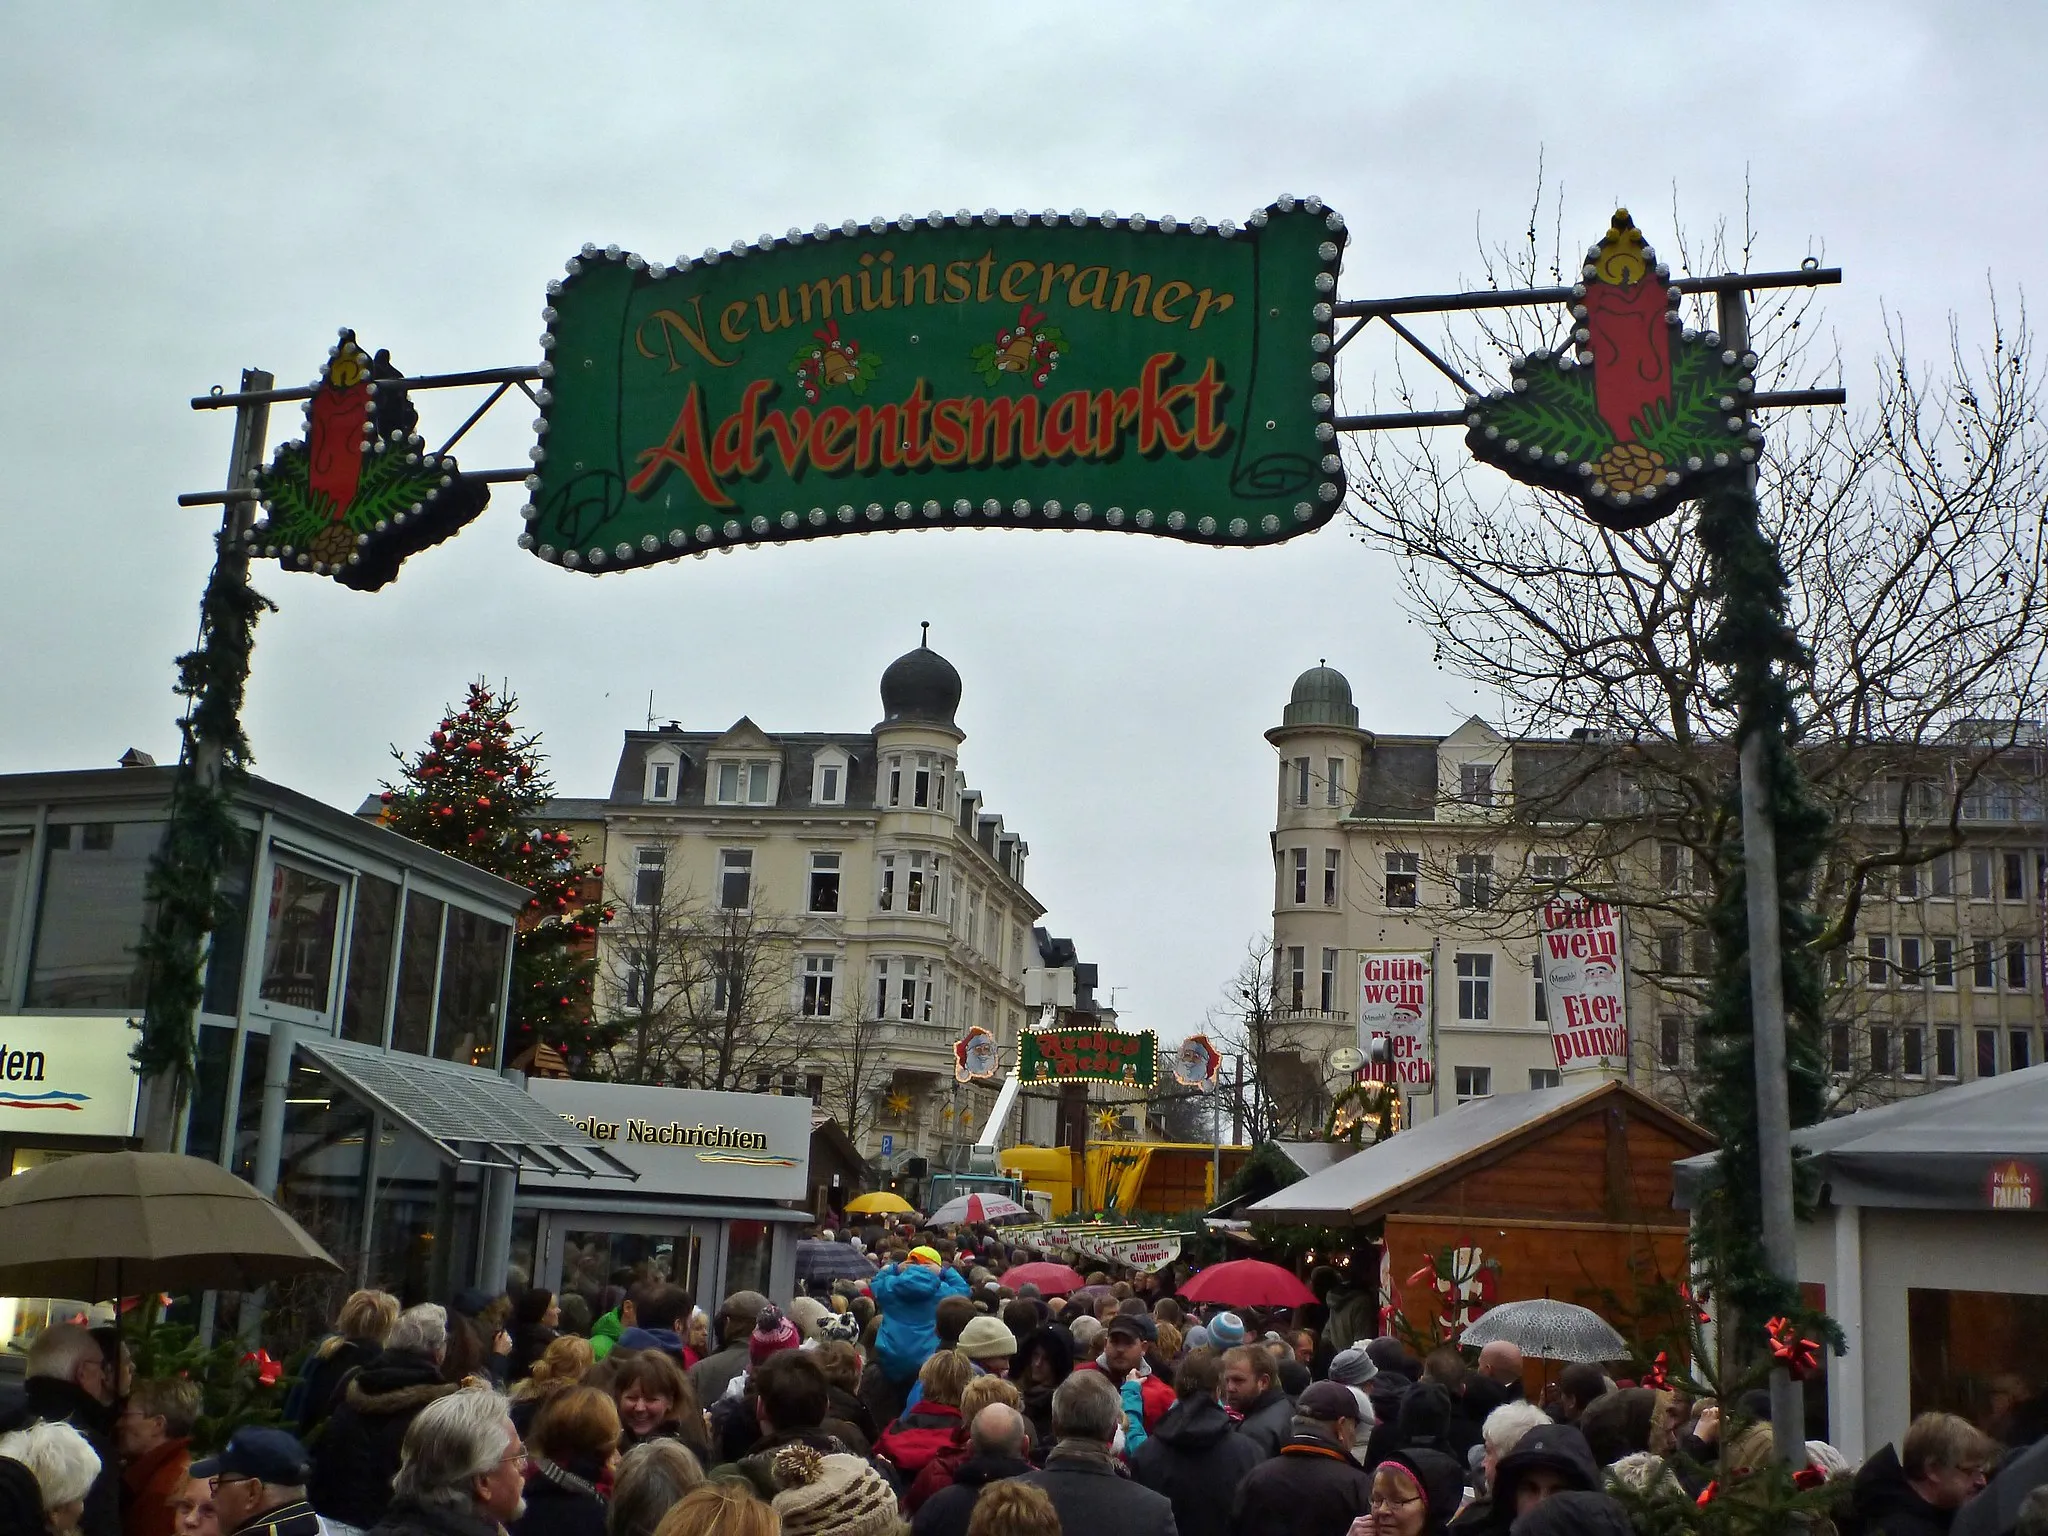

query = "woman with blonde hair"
[[964, 1482, 1058, 1536], [295, 1289, 400, 1437], [512, 1336, 597, 1436], [652, 1481, 779, 1536]]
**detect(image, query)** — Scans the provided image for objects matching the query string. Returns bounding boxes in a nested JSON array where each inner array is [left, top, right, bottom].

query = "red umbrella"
[[1175, 1259, 1317, 1309], [1001, 1261, 1088, 1296]]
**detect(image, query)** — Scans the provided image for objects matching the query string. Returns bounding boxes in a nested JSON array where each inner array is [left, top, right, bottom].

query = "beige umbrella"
[[0, 1150, 340, 1299]]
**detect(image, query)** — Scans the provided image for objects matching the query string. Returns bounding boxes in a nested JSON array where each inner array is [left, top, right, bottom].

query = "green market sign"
[[520, 198, 1347, 572], [1465, 210, 1762, 530], [1018, 1026, 1157, 1088]]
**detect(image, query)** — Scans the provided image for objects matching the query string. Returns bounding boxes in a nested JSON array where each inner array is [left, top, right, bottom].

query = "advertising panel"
[[522, 1079, 812, 1201], [1018, 1027, 1156, 1088], [1356, 952, 1433, 1086], [0, 1017, 141, 1141], [1539, 895, 1630, 1073]]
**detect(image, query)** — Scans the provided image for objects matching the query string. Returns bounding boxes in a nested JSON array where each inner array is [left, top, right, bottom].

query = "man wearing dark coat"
[[1230, 1382, 1376, 1536], [1020, 1374, 1176, 1536]]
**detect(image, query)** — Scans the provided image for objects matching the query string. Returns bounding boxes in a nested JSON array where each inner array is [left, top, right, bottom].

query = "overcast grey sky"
[[4, 3, 2042, 1046]]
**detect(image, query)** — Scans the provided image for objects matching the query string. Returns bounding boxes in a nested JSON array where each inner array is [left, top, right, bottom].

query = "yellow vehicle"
[[1000, 1140, 1251, 1218]]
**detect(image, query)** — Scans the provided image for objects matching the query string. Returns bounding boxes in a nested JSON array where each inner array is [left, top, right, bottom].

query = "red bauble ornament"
[[379, 790, 393, 803]]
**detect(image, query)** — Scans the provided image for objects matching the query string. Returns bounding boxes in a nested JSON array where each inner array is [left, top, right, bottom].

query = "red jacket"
[[1073, 1360, 1177, 1432], [905, 1427, 972, 1512], [875, 1402, 963, 1481], [122, 1438, 190, 1536]]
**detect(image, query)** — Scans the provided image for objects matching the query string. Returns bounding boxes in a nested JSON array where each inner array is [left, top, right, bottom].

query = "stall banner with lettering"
[[523, 199, 1346, 573], [1357, 952, 1433, 1086], [1540, 896, 1630, 1072], [0, 1017, 140, 1140], [1018, 1027, 1156, 1088]]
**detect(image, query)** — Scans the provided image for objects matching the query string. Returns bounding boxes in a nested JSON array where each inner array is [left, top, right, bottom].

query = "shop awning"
[[299, 1037, 637, 1182], [1673, 1060, 2048, 1212]]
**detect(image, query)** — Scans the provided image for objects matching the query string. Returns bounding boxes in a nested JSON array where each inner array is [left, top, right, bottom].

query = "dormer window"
[[812, 749, 849, 806], [713, 758, 776, 806], [644, 751, 681, 803], [1460, 763, 1496, 806]]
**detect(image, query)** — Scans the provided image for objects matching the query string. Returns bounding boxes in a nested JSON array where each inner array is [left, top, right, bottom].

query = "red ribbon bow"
[[1793, 1466, 1829, 1490], [1766, 1316, 1822, 1381], [241, 1349, 283, 1387], [1678, 1280, 1712, 1325], [1643, 1351, 1670, 1390]]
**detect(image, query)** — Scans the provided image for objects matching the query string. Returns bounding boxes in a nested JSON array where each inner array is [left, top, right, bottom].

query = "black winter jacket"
[[365, 1498, 503, 1536], [1850, 1443, 1959, 1536], [911, 1452, 1034, 1536], [1131, 1396, 1265, 1536], [1232, 1387, 1298, 1461], [1230, 1423, 1376, 1536], [307, 1349, 462, 1530], [509, 1458, 606, 1536]]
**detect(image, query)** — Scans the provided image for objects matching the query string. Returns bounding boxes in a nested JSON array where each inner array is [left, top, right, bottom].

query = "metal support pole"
[[250, 1019, 296, 1201], [142, 371, 272, 1154], [1722, 288, 1805, 1465]]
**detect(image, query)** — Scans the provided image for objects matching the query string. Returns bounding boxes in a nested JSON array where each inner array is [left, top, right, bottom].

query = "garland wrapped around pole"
[[135, 371, 274, 1150]]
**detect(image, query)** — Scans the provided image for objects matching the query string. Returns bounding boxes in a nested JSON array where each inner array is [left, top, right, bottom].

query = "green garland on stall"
[[133, 535, 273, 1090], [1690, 481, 1834, 1350]]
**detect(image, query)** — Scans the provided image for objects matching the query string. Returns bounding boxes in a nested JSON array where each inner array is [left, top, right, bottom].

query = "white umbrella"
[[925, 1192, 1030, 1226], [1459, 1299, 1628, 1363]]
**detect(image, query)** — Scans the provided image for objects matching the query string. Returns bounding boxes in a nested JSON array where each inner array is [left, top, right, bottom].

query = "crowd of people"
[[0, 1226, 2042, 1536]]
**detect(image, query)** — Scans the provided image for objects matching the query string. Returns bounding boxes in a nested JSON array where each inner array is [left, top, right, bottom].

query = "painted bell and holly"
[[1464, 210, 1762, 529], [247, 329, 489, 591]]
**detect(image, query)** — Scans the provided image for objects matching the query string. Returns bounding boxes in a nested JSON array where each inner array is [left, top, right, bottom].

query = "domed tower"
[[1267, 662, 1369, 825], [873, 625, 966, 820]]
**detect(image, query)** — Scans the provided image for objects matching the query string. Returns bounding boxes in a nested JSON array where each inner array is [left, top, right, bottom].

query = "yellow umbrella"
[[844, 1191, 916, 1215]]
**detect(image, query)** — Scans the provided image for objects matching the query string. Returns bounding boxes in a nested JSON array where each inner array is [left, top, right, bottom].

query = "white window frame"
[[1326, 757, 1347, 808], [1454, 1065, 1492, 1103], [1455, 853, 1494, 910], [812, 749, 848, 807], [717, 848, 753, 912], [808, 852, 841, 914], [711, 757, 778, 807], [1292, 848, 1309, 905], [1293, 757, 1311, 807], [1319, 947, 1338, 1012], [801, 954, 836, 1018], [1459, 762, 1495, 806], [1323, 848, 1340, 907], [633, 845, 666, 908], [1455, 952, 1492, 1021], [644, 752, 679, 803], [1384, 851, 1418, 909]]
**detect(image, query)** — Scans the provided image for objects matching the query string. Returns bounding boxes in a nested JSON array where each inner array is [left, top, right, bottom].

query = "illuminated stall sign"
[[522, 199, 1347, 572]]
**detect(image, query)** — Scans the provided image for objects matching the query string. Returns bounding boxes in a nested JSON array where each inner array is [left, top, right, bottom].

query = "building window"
[[1326, 758, 1347, 808], [1866, 935, 1890, 986], [1293, 757, 1311, 807], [714, 759, 775, 805], [1829, 1025, 1851, 1075], [1659, 842, 1694, 892], [813, 756, 845, 806], [634, 846, 666, 907], [886, 756, 903, 808], [1899, 936, 1923, 984], [1659, 1015, 1684, 1069], [25, 821, 157, 1009], [1323, 849, 1340, 907], [1971, 849, 1995, 900], [1936, 1025, 1960, 1080], [1292, 848, 1309, 905], [873, 959, 891, 1018], [1973, 941, 1997, 990], [879, 854, 896, 911], [913, 755, 934, 809], [718, 849, 752, 911], [1658, 930, 1685, 977], [259, 863, 344, 1014], [1320, 948, 1338, 1012], [1827, 948, 1848, 986], [2009, 941, 2030, 990], [1528, 1068, 1561, 1090], [801, 956, 835, 1018], [1454, 1066, 1492, 1103], [1459, 763, 1495, 806], [1013, 925, 1027, 976], [1977, 1028, 1999, 1078], [1902, 1026, 1925, 1079], [1384, 852, 1418, 909], [2011, 1029, 2034, 1070], [1455, 953, 1492, 1021], [648, 761, 674, 801], [1287, 946, 1306, 1010], [1533, 953, 1548, 1023], [1455, 853, 1494, 910], [1870, 1026, 1892, 1074], [967, 891, 981, 950], [1531, 854, 1570, 886], [808, 853, 840, 913], [906, 854, 931, 913], [2004, 850, 2027, 901], [1898, 862, 1920, 900], [1932, 938, 1955, 988], [1930, 853, 1954, 897]]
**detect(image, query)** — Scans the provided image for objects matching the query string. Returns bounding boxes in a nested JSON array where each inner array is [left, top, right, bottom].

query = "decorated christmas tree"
[[377, 683, 619, 1069]]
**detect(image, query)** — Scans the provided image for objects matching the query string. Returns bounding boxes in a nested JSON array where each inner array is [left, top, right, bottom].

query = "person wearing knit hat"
[[788, 1296, 832, 1341], [956, 1316, 1018, 1376], [769, 1445, 901, 1536], [1182, 1324, 1211, 1353], [751, 1306, 802, 1366], [908, 1246, 944, 1267], [1328, 1346, 1379, 1388], [816, 1311, 862, 1346], [1206, 1312, 1247, 1348]]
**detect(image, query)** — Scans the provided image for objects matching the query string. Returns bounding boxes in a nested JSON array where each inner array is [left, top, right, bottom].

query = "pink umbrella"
[[1176, 1258, 1317, 1309], [1000, 1261, 1088, 1296]]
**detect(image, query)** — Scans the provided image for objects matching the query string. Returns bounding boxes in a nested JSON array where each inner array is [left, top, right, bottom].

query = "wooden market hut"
[[1248, 1079, 1712, 1361]]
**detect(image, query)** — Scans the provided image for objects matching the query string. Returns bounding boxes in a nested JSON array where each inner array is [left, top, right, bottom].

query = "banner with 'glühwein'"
[[1539, 895, 1629, 1073], [1357, 951, 1433, 1085]]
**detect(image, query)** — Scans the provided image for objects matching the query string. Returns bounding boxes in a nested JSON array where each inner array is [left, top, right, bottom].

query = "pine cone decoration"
[[1593, 443, 1667, 494], [310, 523, 359, 566]]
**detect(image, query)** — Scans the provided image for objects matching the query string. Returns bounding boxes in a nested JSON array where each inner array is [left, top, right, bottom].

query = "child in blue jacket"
[[870, 1246, 969, 1385]]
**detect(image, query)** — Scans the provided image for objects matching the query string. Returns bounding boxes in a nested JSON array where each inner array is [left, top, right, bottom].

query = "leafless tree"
[[1339, 179, 2048, 1105], [817, 1009, 890, 1152], [1205, 936, 1334, 1140]]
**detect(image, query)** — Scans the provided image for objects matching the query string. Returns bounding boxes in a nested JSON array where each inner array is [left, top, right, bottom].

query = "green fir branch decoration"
[[1480, 364, 1615, 464]]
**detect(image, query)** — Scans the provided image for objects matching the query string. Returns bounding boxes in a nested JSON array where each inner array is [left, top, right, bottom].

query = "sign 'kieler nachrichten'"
[[523, 198, 1347, 572]]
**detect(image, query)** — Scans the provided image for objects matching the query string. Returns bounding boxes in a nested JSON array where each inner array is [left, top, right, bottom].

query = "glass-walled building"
[[0, 764, 628, 1344]]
